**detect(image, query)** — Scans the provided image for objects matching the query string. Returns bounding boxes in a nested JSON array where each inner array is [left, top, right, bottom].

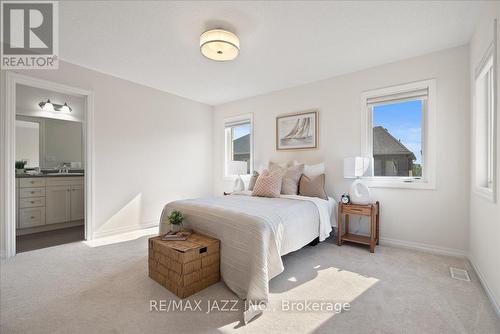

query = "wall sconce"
[[38, 99, 72, 112]]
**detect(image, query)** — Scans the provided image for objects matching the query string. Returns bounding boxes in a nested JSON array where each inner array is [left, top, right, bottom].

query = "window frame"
[[360, 79, 437, 189], [473, 42, 497, 203], [223, 113, 254, 179]]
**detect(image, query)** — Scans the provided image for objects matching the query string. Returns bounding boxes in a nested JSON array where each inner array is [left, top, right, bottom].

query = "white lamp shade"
[[200, 29, 240, 61], [344, 157, 371, 178], [227, 160, 247, 175]]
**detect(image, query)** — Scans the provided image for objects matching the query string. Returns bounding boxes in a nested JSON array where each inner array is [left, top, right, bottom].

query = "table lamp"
[[344, 157, 372, 205], [227, 160, 248, 192]]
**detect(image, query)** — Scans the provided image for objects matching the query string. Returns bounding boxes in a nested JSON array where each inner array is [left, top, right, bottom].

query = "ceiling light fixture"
[[200, 29, 240, 61], [38, 99, 72, 112]]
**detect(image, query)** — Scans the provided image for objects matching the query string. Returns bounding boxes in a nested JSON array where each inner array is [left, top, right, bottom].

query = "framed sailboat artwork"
[[276, 110, 318, 150]]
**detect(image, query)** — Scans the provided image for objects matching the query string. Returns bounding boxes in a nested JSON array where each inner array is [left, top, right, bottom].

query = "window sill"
[[473, 186, 496, 203], [360, 177, 436, 190]]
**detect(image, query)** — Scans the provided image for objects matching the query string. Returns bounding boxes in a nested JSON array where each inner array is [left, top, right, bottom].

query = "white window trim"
[[472, 39, 497, 203], [360, 79, 437, 190], [223, 113, 254, 180]]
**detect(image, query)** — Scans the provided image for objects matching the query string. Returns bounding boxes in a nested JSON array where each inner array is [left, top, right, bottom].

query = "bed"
[[159, 191, 336, 322]]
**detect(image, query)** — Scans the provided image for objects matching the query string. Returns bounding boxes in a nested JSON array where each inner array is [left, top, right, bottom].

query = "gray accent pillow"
[[299, 174, 328, 200], [269, 162, 304, 195], [248, 171, 259, 191], [281, 164, 304, 195]]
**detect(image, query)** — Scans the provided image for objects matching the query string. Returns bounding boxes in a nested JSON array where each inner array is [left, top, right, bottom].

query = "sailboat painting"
[[276, 110, 318, 150]]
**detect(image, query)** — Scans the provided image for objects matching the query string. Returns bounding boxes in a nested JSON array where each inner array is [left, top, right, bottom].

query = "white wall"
[[213, 46, 470, 255], [1, 60, 213, 246], [469, 3, 500, 317]]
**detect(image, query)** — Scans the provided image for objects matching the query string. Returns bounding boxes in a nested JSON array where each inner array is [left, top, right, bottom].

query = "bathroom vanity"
[[16, 175, 84, 235]]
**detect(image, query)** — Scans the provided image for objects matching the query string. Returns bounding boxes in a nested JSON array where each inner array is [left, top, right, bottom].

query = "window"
[[361, 80, 436, 189], [474, 45, 496, 201], [224, 115, 253, 176]]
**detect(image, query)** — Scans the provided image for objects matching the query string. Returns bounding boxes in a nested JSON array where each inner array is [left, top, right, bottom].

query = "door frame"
[[3, 72, 95, 258]]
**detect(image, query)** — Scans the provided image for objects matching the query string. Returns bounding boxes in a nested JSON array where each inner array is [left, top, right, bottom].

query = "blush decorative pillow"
[[252, 169, 283, 198]]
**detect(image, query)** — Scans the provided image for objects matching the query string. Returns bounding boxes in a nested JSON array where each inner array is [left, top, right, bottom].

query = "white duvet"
[[159, 193, 336, 322]]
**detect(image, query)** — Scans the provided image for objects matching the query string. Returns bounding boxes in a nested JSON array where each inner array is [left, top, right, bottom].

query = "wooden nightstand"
[[337, 201, 379, 253]]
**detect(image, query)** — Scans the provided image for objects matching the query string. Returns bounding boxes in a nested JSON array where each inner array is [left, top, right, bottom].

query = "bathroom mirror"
[[15, 116, 83, 169], [16, 119, 40, 168]]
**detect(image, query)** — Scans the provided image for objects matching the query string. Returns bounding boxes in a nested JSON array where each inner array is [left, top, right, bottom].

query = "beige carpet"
[[1, 231, 499, 334]]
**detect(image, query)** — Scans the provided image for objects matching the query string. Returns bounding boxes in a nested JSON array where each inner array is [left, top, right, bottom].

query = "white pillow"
[[303, 162, 325, 177]]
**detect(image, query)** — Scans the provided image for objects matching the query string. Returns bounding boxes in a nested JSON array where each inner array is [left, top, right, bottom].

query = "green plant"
[[15, 160, 26, 169], [168, 210, 184, 225]]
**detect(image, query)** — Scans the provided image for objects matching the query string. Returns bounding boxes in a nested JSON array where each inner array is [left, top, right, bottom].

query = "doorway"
[[3, 73, 94, 257]]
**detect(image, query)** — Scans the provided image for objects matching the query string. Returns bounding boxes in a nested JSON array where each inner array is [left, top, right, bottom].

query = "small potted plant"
[[167, 210, 184, 232], [15, 160, 26, 174]]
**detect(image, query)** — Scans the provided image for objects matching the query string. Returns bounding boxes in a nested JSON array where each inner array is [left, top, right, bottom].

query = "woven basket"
[[148, 233, 220, 298]]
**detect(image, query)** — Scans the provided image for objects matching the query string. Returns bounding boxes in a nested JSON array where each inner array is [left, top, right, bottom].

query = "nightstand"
[[337, 201, 379, 253]]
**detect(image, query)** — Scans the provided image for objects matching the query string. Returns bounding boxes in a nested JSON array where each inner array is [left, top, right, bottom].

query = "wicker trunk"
[[148, 233, 220, 298]]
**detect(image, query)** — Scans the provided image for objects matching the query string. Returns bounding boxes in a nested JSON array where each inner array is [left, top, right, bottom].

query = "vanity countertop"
[[16, 173, 84, 178]]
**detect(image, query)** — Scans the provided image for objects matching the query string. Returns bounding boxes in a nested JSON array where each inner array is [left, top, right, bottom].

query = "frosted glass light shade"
[[344, 157, 371, 178], [200, 29, 240, 61], [227, 160, 247, 175]]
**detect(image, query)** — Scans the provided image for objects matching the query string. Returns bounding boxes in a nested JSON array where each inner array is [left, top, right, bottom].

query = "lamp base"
[[350, 179, 371, 205], [233, 175, 245, 192]]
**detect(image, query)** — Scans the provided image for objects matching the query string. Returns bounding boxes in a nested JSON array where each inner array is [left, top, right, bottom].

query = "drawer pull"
[[31, 191, 35, 194], [30, 216, 35, 219], [30, 201, 35, 204]]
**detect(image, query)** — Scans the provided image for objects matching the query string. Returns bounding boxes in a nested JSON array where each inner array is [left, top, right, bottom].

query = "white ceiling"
[[59, 1, 488, 105]]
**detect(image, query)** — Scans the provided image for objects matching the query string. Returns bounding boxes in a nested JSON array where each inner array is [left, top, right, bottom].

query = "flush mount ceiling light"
[[38, 99, 72, 112], [200, 29, 240, 61]]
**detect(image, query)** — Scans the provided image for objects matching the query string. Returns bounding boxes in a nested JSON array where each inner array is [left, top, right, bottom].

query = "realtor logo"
[[1, 1, 58, 69]]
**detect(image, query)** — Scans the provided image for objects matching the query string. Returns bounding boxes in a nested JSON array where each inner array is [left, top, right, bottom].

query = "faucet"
[[57, 163, 69, 174]]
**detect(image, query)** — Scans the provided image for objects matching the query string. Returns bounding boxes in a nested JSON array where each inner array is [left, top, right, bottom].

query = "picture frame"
[[276, 110, 318, 150]]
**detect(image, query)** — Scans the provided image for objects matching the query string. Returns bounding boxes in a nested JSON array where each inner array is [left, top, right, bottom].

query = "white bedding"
[[159, 193, 336, 322]]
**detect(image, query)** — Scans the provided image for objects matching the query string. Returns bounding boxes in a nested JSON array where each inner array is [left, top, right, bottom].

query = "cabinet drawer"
[[19, 197, 46, 208], [19, 187, 46, 198], [343, 205, 372, 216], [46, 177, 84, 187], [19, 208, 46, 228], [20, 178, 46, 188]]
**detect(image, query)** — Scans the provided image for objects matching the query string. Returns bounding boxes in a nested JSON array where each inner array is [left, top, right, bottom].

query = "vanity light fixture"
[[38, 99, 72, 112], [200, 29, 240, 61], [60, 102, 71, 113], [39, 99, 54, 111]]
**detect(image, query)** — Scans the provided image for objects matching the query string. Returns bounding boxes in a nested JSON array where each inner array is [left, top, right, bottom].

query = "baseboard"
[[380, 237, 467, 258], [468, 255, 500, 320], [92, 221, 158, 239]]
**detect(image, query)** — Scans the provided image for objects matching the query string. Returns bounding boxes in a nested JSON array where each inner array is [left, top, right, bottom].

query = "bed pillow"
[[303, 163, 325, 177], [291, 161, 325, 177], [248, 171, 259, 191], [252, 169, 283, 198], [299, 174, 328, 200], [269, 162, 304, 195]]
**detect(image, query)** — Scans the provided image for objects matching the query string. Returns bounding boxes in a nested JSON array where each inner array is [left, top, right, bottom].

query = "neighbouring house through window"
[[361, 79, 436, 188], [224, 115, 252, 176], [372, 100, 422, 177]]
